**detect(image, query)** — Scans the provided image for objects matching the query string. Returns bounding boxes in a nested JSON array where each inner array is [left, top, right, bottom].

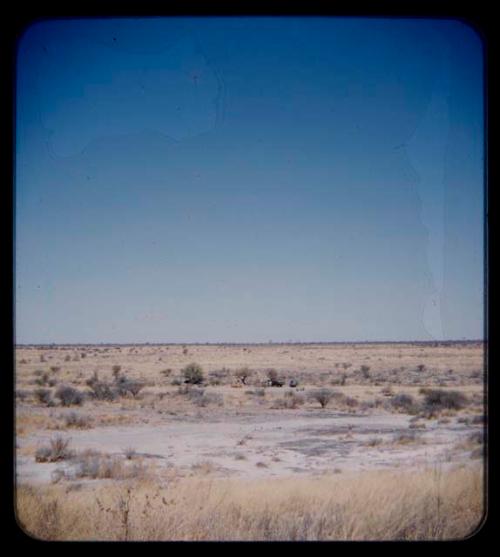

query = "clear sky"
[[15, 17, 484, 344]]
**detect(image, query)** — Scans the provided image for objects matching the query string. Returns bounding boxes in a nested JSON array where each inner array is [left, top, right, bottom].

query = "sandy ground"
[[17, 406, 482, 484], [15, 342, 485, 486]]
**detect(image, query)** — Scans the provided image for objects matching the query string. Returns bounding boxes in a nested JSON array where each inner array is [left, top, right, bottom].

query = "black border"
[[2, 1, 493, 547]]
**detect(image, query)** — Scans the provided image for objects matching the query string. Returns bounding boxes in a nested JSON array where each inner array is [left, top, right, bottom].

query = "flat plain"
[[15, 341, 486, 541]]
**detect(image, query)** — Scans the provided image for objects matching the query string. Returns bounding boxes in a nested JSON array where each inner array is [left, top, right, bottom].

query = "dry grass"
[[16, 465, 483, 541]]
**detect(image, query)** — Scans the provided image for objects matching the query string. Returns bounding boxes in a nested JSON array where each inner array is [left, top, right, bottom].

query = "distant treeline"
[[17, 340, 485, 348]]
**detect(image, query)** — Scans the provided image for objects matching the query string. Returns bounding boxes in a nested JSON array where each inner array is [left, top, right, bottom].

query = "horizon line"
[[15, 339, 485, 347]]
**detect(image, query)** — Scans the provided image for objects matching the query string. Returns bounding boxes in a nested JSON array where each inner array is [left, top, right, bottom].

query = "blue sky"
[[15, 17, 484, 343]]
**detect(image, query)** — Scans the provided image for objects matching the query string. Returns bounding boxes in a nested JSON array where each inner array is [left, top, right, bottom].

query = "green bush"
[[182, 363, 204, 385]]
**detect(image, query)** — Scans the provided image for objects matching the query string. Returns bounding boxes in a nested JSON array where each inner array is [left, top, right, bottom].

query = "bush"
[[266, 369, 284, 387], [35, 388, 53, 406], [389, 393, 420, 414], [62, 412, 92, 429], [16, 390, 29, 401], [252, 388, 266, 397], [343, 396, 359, 409], [194, 392, 224, 407], [234, 367, 252, 385], [55, 385, 84, 407], [88, 380, 116, 401], [117, 380, 144, 398], [423, 389, 468, 411], [275, 391, 305, 409], [208, 368, 231, 386], [182, 363, 204, 385], [308, 388, 335, 408], [360, 365, 371, 379], [35, 436, 73, 462], [267, 369, 278, 381], [74, 452, 125, 479], [392, 431, 419, 445]]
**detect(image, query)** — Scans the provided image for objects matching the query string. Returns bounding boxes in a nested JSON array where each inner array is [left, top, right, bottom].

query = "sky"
[[15, 17, 485, 344]]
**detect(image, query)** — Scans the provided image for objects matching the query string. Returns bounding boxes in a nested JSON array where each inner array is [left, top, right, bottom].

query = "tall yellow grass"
[[16, 464, 484, 541]]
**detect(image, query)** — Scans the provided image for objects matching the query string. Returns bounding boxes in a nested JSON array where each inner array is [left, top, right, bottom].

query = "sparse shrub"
[[343, 396, 358, 409], [16, 390, 29, 401], [234, 367, 252, 385], [177, 384, 192, 396], [55, 385, 84, 407], [182, 363, 204, 385], [467, 431, 483, 445], [208, 368, 231, 386], [308, 388, 335, 408], [360, 365, 371, 379], [266, 369, 284, 387], [63, 412, 91, 429], [88, 380, 116, 401], [423, 389, 468, 411], [34, 388, 52, 406], [271, 390, 304, 409], [470, 447, 483, 459], [86, 370, 100, 386], [35, 436, 73, 462], [366, 437, 383, 447], [266, 369, 278, 381], [34, 446, 53, 463], [389, 393, 420, 415], [253, 388, 266, 397], [116, 380, 144, 398], [194, 392, 224, 407], [74, 452, 127, 479], [392, 431, 419, 445], [284, 390, 305, 408]]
